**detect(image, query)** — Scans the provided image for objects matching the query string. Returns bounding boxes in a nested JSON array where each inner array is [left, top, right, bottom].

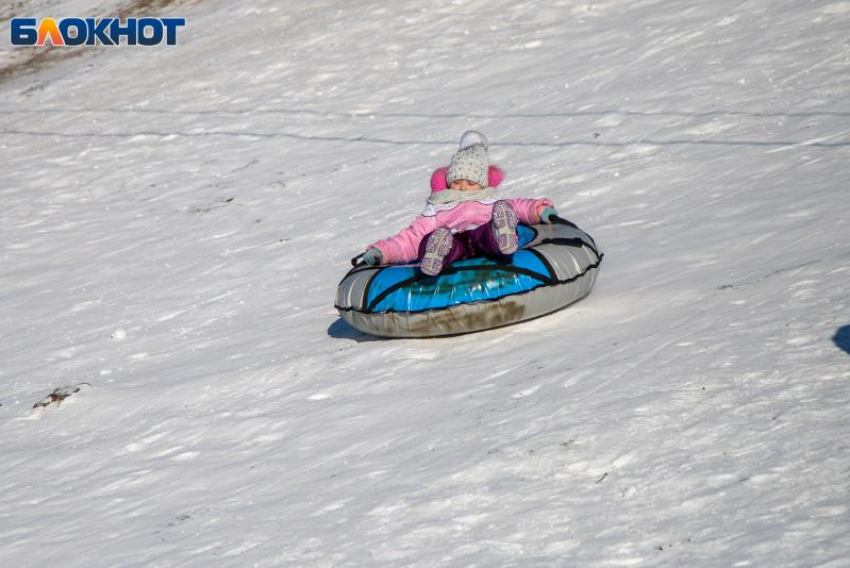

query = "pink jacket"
[[368, 196, 553, 264]]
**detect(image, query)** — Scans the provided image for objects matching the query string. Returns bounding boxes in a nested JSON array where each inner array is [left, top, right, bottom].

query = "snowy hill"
[[1, 0, 848, 566]]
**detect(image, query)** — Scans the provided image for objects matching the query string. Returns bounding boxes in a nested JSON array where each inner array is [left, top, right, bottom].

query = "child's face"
[[449, 179, 482, 191]]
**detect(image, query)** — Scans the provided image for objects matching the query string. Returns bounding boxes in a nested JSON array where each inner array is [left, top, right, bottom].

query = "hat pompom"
[[459, 130, 488, 151]]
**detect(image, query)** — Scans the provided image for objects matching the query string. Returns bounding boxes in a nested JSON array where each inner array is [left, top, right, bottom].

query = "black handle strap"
[[551, 215, 578, 229]]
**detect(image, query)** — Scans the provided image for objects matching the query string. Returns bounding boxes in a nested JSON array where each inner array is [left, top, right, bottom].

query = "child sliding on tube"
[[363, 131, 558, 276]]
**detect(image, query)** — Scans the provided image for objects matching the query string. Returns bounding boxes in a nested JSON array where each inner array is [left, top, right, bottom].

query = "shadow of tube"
[[327, 317, 381, 342]]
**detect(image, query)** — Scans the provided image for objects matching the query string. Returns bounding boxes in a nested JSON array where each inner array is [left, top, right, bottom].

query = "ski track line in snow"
[[764, 128, 850, 153], [4, 127, 850, 149], [4, 107, 850, 120]]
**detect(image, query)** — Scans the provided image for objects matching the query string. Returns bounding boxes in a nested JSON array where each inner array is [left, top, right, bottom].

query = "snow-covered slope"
[[1, 0, 848, 566]]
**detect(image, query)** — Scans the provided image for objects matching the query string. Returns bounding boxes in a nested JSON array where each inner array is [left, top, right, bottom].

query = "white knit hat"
[[446, 143, 489, 187]]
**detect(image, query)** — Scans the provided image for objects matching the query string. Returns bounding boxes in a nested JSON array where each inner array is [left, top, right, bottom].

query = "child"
[[363, 131, 558, 276]]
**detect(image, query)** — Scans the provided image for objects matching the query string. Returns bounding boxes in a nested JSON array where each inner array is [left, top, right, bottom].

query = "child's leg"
[[418, 227, 465, 276], [490, 200, 519, 254], [463, 200, 519, 257], [462, 224, 501, 256]]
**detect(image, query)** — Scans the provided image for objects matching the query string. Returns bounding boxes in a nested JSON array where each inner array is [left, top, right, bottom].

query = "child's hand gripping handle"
[[351, 249, 383, 267]]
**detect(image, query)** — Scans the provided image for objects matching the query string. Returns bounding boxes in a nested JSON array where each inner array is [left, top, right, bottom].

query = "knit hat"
[[446, 144, 489, 187]]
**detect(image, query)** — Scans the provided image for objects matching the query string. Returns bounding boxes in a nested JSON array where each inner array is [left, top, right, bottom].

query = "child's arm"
[[367, 215, 439, 264], [506, 198, 556, 224]]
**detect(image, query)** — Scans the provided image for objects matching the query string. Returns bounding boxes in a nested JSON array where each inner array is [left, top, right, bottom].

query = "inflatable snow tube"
[[335, 217, 602, 338]]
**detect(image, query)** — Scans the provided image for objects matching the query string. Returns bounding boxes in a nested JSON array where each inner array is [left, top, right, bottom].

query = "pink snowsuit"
[[368, 197, 553, 264]]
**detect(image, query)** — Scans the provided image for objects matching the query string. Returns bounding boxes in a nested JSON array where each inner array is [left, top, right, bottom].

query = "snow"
[[1, 0, 849, 566]]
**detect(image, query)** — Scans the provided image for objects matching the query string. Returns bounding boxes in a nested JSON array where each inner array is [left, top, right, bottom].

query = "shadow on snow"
[[327, 318, 382, 342]]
